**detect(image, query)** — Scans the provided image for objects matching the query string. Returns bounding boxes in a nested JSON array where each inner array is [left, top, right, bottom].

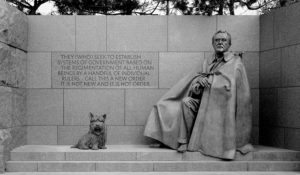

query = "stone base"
[[2, 172, 300, 175], [6, 145, 300, 172]]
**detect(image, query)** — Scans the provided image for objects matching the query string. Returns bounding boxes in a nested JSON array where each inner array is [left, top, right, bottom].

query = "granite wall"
[[260, 2, 300, 151], [26, 15, 260, 146], [0, 0, 28, 172]]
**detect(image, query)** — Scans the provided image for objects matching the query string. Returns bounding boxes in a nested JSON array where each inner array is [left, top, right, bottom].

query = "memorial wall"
[[0, 0, 299, 172], [0, 0, 28, 171], [260, 2, 300, 151], [26, 15, 260, 146]]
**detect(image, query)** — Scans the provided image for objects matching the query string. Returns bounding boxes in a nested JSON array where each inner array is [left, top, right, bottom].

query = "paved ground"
[[6, 145, 300, 173], [3, 171, 300, 175]]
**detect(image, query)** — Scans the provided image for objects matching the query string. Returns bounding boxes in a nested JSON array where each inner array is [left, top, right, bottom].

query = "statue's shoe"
[[237, 143, 254, 155], [177, 144, 187, 153]]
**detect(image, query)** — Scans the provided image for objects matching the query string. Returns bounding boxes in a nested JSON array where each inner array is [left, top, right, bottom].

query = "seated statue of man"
[[144, 30, 253, 160]]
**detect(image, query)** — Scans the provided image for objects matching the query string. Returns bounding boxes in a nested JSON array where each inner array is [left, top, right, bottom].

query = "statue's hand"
[[197, 77, 211, 88], [191, 83, 202, 95]]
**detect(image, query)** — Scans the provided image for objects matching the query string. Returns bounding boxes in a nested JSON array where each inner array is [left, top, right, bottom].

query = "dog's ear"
[[89, 112, 94, 120], [102, 114, 107, 120]]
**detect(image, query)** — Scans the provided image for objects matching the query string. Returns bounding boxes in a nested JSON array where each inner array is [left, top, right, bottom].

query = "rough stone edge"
[[0, 1, 28, 51], [0, 145, 4, 173]]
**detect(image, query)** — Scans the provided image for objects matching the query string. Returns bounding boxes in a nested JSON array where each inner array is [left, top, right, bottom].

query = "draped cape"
[[144, 52, 252, 159]]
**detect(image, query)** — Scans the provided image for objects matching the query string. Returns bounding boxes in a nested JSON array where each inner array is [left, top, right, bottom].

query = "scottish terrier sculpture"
[[71, 113, 107, 150]]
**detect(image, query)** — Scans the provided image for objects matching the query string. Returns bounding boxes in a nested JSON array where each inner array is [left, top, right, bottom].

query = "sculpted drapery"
[[143, 52, 252, 160]]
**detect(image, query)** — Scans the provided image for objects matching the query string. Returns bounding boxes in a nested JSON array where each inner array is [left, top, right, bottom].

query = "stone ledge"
[[10, 145, 300, 161], [6, 160, 300, 172], [3, 172, 300, 175], [2, 172, 300, 175]]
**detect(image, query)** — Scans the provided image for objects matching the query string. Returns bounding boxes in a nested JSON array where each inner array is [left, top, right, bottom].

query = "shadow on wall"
[[259, 2, 300, 151]]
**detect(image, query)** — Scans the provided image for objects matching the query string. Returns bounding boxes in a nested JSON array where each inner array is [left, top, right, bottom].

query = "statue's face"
[[212, 33, 231, 53]]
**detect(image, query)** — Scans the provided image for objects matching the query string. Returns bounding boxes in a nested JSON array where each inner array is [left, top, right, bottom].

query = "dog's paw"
[[100, 146, 107, 149]]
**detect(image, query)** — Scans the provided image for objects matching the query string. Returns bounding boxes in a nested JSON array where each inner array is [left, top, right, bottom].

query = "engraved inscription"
[[52, 52, 158, 88]]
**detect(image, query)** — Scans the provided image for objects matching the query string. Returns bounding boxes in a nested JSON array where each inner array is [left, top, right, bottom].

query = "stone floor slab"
[[137, 152, 182, 161], [10, 152, 65, 161], [6, 162, 37, 172], [253, 146, 300, 161], [248, 161, 300, 171], [8, 161, 300, 172], [153, 161, 247, 172], [66, 152, 136, 161], [3, 172, 300, 175], [96, 161, 154, 172], [37, 161, 95, 172], [10, 145, 300, 161]]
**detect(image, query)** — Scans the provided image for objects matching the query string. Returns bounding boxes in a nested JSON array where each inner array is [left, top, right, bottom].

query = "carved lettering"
[[52, 52, 158, 88]]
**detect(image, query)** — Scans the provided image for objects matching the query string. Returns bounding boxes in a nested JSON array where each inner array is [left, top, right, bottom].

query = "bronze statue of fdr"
[[144, 30, 253, 160]]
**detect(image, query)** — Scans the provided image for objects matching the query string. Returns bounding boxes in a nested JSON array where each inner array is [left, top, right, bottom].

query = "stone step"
[[3, 172, 300, 175], [10, 145, 300, 161], [6, 160, 300, 172]]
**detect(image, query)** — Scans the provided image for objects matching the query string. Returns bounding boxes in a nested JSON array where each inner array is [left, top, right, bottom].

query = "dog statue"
[[71, 113, 107, 150]]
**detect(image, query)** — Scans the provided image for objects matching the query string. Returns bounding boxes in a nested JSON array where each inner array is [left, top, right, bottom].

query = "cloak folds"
[[144, 52, 252, 159]]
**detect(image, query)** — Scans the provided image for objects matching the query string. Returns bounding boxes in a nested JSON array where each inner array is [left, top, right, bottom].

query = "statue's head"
[[212, 30, 231, 54]]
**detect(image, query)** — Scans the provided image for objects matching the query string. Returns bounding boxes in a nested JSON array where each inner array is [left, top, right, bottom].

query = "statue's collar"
[[209, 52, 234, 65]]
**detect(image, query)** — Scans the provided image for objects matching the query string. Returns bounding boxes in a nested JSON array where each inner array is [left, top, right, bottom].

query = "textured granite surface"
[[0, 87, 26, 172], [1, 127, 26, 161], [0, 43, 26, 88], [0, 0, 9, 46], [0, 1, 28, 51], [0, 44, 26, 88], [0, 87, 26, 129], [0, 145, 4, 173], [0, 44, 11, 86], [0, 87, 13, 129], [12, 88, 26, 127], [0, 3, 28, 173]]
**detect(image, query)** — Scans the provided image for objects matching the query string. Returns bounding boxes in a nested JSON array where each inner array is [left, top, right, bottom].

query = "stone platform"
[[6, 145, 300, 172], [3, 172, 300, 175]]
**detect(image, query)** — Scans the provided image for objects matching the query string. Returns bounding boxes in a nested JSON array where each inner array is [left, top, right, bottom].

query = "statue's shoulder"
[[233, 52, 244, 58], [224, 52, 242, 62], [228, 51, 243, 59], [225, 52, 245, 70], [229, 52, 244, 62]]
